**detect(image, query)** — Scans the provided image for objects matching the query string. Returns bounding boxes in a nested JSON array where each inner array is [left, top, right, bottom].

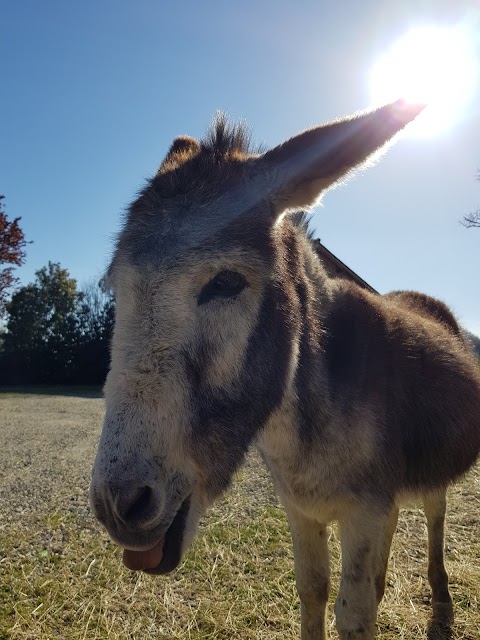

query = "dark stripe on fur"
[[281, 225, 328, 443], [184, 279, 294, 496]]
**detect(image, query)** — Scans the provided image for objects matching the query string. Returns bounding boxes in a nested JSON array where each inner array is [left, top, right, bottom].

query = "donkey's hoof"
[[432, 600, 454, 625], [337, 625, 373, 640]]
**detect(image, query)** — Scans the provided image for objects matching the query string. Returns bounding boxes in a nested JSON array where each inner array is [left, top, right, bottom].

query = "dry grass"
[[0, 390, 478, 639]]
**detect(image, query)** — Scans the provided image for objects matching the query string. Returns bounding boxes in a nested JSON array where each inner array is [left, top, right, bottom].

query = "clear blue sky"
[[2, 0, 479, 334]]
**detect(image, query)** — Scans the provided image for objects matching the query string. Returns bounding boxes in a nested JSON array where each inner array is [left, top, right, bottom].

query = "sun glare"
[[369, 26, 478, 137]]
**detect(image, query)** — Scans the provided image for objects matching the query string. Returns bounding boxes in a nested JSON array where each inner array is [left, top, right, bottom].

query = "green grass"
[[0, 392, 478, 639]]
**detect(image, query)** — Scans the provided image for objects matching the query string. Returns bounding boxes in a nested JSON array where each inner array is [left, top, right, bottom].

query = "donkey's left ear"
[[157, 135, 201, 174], [258, 100, 424, 214]]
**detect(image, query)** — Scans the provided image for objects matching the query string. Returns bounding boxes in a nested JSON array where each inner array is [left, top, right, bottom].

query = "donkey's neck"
[[257, 222, 335, 445], [256, 228, 369, 516]]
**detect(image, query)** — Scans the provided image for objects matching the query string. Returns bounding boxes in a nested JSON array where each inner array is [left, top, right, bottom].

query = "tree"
[[2, 262, 82, 383], [0, 266, 115, 385], [0, 195, 28, 309], [462, 172, 480, 228], [75, 278, 115, 383]]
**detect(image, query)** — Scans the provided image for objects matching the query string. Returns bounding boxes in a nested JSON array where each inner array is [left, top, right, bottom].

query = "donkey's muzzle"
[[114, 483, 159, 527], [90, 478, 164, 538], [90, 475, 191, 574]]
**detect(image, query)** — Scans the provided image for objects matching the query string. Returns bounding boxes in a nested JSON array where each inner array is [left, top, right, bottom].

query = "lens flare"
[[369, 26, 478, 136]]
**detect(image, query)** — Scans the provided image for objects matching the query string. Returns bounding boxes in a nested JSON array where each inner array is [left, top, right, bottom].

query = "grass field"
[[0, 390, 478, 639]]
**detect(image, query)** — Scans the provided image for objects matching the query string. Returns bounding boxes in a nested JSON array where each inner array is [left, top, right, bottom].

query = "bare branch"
[[462, 209, 480, 228], [461, 171, 480, 228]]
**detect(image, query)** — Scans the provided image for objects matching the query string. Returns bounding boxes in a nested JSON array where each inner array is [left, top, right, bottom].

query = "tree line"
[[0, 262, 114, 385], [0, 192, 478, 387], [0, 196, 114, 385]]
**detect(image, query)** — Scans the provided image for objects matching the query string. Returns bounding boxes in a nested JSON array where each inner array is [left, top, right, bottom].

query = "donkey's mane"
[[150, 114, 262, 200], [200, 113, 260, 158], [290, 211, 315, 239]]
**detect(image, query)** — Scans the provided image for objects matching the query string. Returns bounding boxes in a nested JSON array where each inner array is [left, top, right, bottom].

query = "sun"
[[369, 26, 478, 137]]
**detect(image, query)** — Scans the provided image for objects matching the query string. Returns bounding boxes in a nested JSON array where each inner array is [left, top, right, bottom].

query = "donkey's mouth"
[[122, 496, 191, 575]]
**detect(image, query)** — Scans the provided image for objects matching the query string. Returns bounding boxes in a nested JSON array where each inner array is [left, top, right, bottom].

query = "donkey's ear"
[[259, 100, 424, 214], [157, 135, 201, 174]]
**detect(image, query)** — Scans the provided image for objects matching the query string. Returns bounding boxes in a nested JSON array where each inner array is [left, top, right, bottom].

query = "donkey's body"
[[91, 102, 480, 639], [261, 275, 479, 506]]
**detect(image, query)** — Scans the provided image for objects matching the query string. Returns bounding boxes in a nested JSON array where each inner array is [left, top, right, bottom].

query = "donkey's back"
[[385, 289, 465, 338]]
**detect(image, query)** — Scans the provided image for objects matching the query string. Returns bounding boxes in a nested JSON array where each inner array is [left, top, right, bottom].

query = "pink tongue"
[[122, 538, 164, 571]]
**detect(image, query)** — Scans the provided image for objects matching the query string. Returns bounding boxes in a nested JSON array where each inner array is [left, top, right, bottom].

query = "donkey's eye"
[[198, 270, 247, 305]]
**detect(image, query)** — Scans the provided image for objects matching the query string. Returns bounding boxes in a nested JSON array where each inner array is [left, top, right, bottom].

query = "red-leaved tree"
[[0, 195, 28, 310]]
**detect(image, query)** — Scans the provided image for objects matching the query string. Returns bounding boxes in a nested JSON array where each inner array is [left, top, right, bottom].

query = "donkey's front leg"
[[286, 504, 330, 640], [335, 506, 387, 640]]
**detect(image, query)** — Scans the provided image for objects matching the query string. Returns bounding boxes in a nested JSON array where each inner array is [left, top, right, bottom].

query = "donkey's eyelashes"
[[198, 270, 247, 306]]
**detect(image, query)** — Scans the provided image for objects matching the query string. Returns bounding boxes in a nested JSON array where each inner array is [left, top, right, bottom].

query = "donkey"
[[90, 100, 480, 639]]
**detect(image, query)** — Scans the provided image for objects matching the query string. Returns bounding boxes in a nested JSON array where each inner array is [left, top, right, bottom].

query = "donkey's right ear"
[[157, 136, 201, 174]]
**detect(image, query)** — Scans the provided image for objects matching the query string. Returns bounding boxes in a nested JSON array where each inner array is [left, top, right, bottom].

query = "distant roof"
[[313, 239, 377, 294]]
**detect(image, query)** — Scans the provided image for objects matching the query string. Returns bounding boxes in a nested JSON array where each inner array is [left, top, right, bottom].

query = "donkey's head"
[[90, 101, 422, 573]]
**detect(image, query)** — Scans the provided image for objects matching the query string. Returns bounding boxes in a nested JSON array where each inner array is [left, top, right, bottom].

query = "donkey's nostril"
[[116, 485, 157, 526], [125, 486, 152, 520]]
